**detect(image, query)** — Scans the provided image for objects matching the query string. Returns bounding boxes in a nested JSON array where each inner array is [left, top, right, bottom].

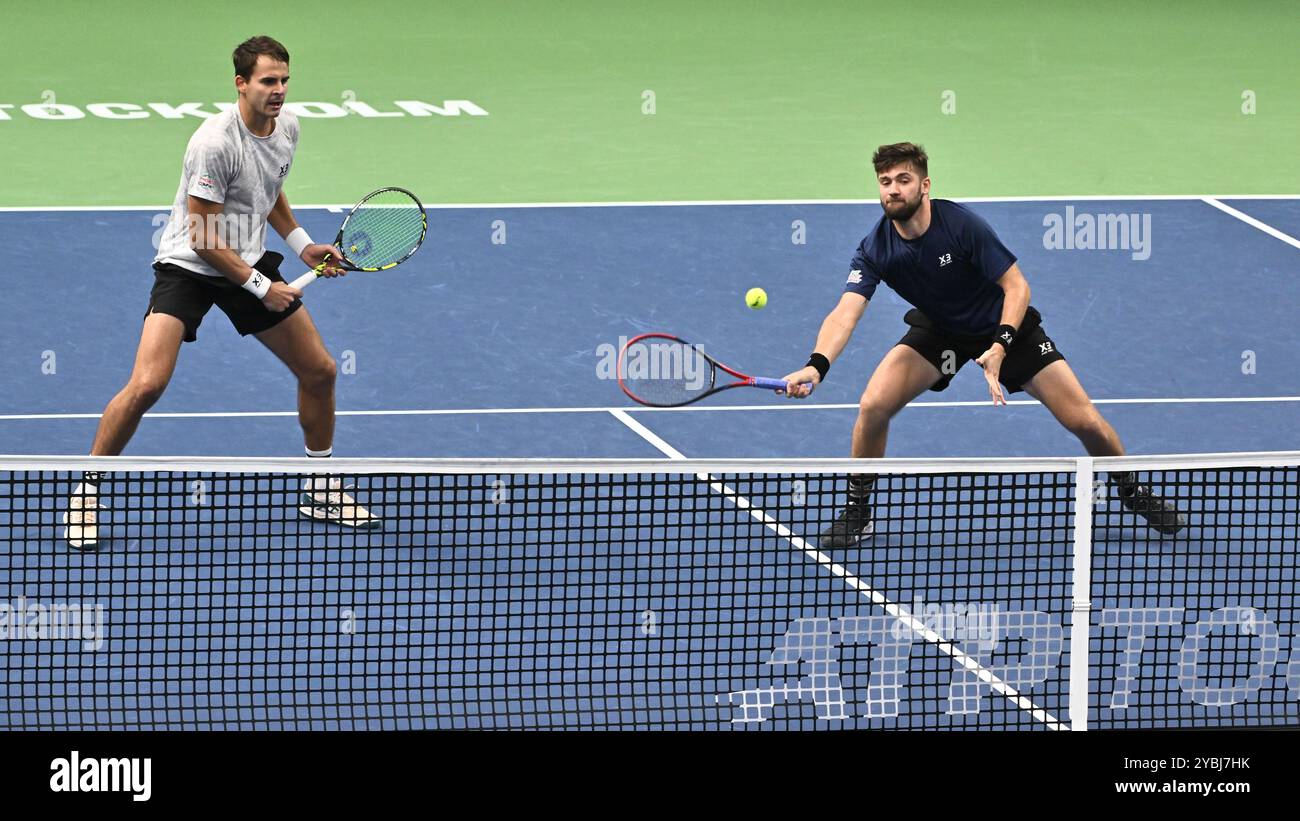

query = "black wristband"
[[806, 352, 830, 381], [993, 325, 1017, 350]]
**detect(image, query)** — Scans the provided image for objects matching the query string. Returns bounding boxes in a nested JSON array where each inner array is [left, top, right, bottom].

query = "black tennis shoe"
[[1111, 474, 1187, 536], [819, 494, 875, 549]]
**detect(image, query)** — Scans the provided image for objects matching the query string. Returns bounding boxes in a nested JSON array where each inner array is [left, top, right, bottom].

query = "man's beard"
[[882, 194, 923, 222]]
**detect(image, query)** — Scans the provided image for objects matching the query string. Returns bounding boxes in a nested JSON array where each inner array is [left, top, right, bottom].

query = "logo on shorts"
[[1039, 341, 1054, 355], [846, 269, 863, 285], [938, 253, 952, 267]]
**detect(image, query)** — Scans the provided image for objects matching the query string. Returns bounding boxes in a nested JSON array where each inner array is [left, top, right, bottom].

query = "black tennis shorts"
[[144, 252, 301, 343], [898, 305, 1066, 393]]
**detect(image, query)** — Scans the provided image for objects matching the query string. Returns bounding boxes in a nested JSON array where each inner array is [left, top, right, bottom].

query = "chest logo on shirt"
[[278, 163, 290, 178], [938, 253, 952, 267]]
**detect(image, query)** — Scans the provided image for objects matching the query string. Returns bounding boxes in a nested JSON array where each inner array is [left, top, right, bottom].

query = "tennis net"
[[0, 452, 1295, 731]]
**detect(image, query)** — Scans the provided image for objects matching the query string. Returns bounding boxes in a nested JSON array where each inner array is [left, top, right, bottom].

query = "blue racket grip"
[[754, 376, 790, 392], [754, 376, 816, 396]]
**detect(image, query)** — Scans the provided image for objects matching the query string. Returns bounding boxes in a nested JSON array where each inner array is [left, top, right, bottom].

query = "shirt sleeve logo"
[[846, 269, 863, 285], [196, 174, 216, 191]]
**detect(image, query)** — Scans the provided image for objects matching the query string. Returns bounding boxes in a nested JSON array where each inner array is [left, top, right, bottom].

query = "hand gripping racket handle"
[[289, 253, 342, 290], [753, 376, 815, 395]]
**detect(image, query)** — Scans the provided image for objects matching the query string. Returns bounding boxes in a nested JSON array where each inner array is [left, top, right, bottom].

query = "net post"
[[1068, 456, 1095, 731]]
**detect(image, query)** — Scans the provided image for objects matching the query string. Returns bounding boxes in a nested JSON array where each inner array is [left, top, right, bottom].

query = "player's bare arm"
[[782, 292, 868, 398], [187, 195, 300, 312], [975, 263, 1032, 405], [267, 191, 346, 277]]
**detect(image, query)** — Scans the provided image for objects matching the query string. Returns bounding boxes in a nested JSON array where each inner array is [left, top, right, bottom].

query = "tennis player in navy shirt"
[[782, 142, 1185, 545]]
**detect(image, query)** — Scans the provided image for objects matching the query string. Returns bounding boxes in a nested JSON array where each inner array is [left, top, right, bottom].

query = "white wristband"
[[241, 268, 272, 299], [286, 226, 313, 259]]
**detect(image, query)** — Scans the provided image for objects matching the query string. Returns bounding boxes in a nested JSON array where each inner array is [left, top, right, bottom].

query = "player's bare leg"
[[1025, 360, 1185, 535], [91, 312, 186, 456], [255, 308, 378, 527], [65, 313, 186, 550], [1022, 360, 1123, 456], [255, 308, 336, 451], [851, 344, 945, 459], [822, 345, 943, 548]]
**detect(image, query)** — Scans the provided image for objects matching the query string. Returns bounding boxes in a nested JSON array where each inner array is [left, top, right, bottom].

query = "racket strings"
[[341, 189, 426, 270], [619, 339, 716, 406]]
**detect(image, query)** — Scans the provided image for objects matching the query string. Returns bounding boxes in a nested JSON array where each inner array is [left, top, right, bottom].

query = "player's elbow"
[[1001, 267, 1030, 299], [1001, 278, 1029, 305], [833, 295, 868, 325], [185, 215, 217, 253]]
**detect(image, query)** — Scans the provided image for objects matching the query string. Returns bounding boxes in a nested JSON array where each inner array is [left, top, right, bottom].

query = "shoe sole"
[[297, 505, 383, 529], [1152, 518, 1189, 537], [819, 521, 875, 549]]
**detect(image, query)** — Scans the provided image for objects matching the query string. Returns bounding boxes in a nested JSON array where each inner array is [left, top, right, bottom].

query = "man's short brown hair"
[[233, 35, 289, 80], [872, 142, 928, 177]]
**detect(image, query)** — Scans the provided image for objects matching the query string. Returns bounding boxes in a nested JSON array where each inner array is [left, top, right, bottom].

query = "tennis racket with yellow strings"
[[289, 187, 427, 289]]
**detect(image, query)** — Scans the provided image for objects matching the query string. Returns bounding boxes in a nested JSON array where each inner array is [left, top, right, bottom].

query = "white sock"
[[71, 481, 98, 499], [304, 446, 334, 493]]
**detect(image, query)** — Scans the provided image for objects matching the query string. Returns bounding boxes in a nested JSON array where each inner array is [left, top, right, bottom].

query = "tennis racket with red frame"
[[616, 333, 810, 407]]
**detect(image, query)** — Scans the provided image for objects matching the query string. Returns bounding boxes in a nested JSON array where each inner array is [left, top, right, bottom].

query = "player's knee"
[[1069, 411, 1110, 441], [858, 397, 897, 429], [126, 376, 168, 410], [300, 356, 336, 391]]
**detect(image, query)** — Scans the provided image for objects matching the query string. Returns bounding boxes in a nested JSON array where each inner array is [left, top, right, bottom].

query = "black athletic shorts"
[[897, 305, 1066, 393], [144, 251, 301, 343]]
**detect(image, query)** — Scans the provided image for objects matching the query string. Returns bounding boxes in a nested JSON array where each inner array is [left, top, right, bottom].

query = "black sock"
[[848, 474, 876, 500], [1109, 471, 1138, 493]]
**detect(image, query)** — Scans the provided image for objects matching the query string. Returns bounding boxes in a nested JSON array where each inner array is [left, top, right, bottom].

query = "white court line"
[[3, 394, 1297, 422], [609, 409, 688, 458], [607, 408, 1071, 730], [1203, 197, 1300, 251], [1, 195, 1299, 212]]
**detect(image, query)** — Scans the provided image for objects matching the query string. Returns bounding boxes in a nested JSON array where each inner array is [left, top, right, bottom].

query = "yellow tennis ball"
[[745, 287, 767, 309]]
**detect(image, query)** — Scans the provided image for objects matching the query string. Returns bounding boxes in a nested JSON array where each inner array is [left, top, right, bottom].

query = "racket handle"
[[288, 270, 318, 290], [753, 376, 816, 396]]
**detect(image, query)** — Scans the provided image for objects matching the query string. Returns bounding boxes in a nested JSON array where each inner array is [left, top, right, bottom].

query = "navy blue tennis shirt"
[[844, 199, 1017, 336]]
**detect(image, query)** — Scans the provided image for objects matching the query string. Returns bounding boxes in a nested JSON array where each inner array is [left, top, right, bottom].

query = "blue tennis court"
[[2, 198, 1297, 459], [1, 198, 1297, 732]]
